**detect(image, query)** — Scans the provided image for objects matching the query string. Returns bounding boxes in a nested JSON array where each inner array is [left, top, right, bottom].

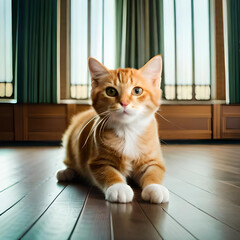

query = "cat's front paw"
[[105, 183, 134, 203], [142, 184, 169, 204]]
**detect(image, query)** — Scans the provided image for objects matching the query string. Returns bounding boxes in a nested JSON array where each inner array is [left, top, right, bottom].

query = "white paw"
[[56, 168, 77, 182], [105, 183, 134, 203], [142, 184, 169, 204]]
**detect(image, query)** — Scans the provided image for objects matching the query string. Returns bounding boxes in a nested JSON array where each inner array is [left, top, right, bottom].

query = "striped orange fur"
[[57, 55, 169, 203]]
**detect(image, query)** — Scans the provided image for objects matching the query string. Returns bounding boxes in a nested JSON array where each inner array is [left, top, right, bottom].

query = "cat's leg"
[[134, 164, 169, 204], [89, 163, 134, 203], [56, 168, 78, 182]]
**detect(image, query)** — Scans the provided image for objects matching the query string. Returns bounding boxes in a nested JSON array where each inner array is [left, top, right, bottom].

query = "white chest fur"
[[116, 126, 141, 159], [113, 116, 153, 159]]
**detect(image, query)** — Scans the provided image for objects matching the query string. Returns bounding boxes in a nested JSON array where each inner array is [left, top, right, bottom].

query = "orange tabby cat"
[[57, 55, 169, 203]]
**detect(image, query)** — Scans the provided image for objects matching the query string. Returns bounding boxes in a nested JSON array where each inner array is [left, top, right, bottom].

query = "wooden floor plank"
[[161, 192, 240, 239], [70, 187, 112, 240], [110, 200, 162, 240], [166, 163, 240, 205], [0, 154, 62, 215], [0, 147, 62, 192], [0, 145, 239, 239], [164, 175, 240, 232], [0, 176, 66, 239], [22, 184, 90, 240], [163, 145, 240, 167], [222, 181, 240, 188], [134, 189, 196, 240], [164, 155, 240, 183]]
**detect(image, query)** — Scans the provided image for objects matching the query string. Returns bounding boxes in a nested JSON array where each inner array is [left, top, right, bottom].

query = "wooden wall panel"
[[0, 104, 14, 141], [25, 104, 67, 141], [67, 104, 91, 124], [221, 105, 240, 139], [157, 105, 212, 139], [0, 104, 239, 141], [76, 105, 92, 114]]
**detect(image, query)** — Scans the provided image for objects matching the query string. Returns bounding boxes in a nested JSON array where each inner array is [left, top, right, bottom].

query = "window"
[[68, 0, 212, 101], [70, 0, 116, 100], [0, 0, 13, 99], [163, 0, 211, 100]]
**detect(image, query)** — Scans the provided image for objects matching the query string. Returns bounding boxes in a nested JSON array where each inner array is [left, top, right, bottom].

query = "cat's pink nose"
[[120, 101, 129, 107]]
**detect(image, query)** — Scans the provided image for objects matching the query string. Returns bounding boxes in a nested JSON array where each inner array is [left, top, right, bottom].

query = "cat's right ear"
[[138, 55, 162, 88], [88, 57, 109, 87]]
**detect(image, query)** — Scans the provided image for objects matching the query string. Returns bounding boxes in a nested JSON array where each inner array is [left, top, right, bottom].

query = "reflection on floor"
[[0, 144, 240, 239]]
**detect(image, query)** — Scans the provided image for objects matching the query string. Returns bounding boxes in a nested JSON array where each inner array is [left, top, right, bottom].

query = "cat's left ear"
[[88, 57, 109, 86], [138, 55, 162, 88]]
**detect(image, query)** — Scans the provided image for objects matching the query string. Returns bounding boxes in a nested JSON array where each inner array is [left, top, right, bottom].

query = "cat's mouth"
[[114, 108, 132, 117]]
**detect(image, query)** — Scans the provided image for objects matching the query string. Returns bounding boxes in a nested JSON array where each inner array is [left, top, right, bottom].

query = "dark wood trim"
[[67, 104, 77, 125], [212, 104, 221, 139], [60, 0, 70, 99], [214, 0, 226, 100], [14, 104, 24, 141]]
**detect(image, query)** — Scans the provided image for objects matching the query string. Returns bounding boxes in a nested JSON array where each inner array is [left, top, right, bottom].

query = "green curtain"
[[227, 0, 240, 104], [13, 0, 57, 103], [115, 0, 164, 94]]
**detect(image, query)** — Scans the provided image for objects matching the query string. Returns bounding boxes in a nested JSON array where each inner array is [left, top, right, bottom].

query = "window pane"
[[0, 0, 12, 83], [71, 0, 88, 98], [163, 0, 176, 100], [194, 0, 210, 85], [0, 0, 13, 98], [90, 0, 103, 61], [103, 0, 116, 69], [194, 0, 211, 100], [70, 0, 116, 99], [163, 0, 175, 86], [175, 0, 192, 100]]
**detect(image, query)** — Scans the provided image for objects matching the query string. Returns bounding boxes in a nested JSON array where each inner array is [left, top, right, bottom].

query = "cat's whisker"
[[93, 116, 106, 144], [77, 110, 111, 141], [98, 114, 110, 144], [82, 117, 99, 148], [100, 114, 112, 143], [82, 112, 111, 148], [97, 117, 106, 144], [160, 139, 168, 145], [77, 114, 99, 140]]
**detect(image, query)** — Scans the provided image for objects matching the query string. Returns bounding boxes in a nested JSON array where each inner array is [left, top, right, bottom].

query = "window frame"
[[57, 0, 226, 105], [163, 0, 212, 101], [0, 0, 17, 103]]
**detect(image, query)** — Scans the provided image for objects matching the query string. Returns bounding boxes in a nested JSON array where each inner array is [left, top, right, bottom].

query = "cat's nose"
[[120, 101, 129, 108]]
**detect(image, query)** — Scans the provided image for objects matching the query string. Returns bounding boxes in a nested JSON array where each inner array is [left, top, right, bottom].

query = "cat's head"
[[88, 55, 162, 124]]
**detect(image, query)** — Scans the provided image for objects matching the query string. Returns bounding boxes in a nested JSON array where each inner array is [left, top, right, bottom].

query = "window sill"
[[58, 99, 226, 105], [58, 99, 92, 105], [0, 99, 17, 104], [160, 100, 226, 105]]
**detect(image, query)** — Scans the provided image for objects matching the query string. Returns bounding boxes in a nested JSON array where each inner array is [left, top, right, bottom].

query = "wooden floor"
[[0, 144, 240, 240]]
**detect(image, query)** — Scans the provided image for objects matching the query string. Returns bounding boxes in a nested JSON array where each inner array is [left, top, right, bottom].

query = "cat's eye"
[[106, 87, 118, 97], [132, 87, 143, 96]]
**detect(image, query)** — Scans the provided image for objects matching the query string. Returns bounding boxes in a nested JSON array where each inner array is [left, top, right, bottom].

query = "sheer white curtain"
[[71, 0, 116, 99], [0, 0, 13, 98], [163, 0, 211, 100]]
